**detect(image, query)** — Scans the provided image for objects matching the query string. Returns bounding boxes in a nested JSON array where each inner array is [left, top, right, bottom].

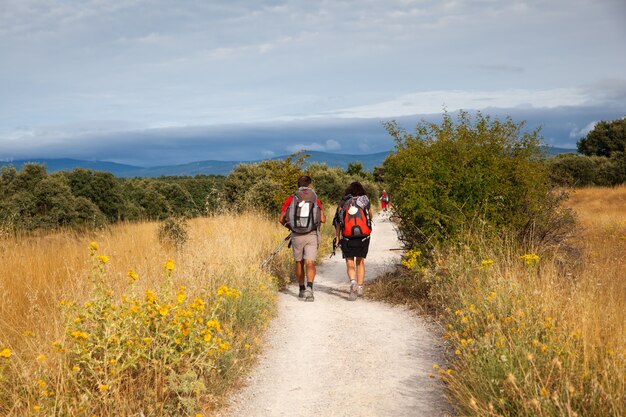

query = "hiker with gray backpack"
[[333, 181, 373, 301], [279, 175, 326, 301]]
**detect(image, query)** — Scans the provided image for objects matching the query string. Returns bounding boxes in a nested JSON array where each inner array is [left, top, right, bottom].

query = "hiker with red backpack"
[[380, 190, 390, 211], [333, 181, 373, 301], [279, 175, 326, 302]]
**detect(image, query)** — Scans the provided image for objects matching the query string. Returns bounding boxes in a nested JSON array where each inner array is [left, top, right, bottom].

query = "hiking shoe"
[[349, 280, 358, 301], [304, 288, 314, 302], [298, 288, 306, 298], [357, 285, 364, 297]]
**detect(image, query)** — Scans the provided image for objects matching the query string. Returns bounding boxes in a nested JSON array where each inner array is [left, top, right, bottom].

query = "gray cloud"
[[1, 105, 624, 166], [1, 0, 625, 163]]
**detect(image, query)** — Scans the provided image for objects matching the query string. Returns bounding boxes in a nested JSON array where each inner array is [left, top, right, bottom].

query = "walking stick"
[[329, 238, 337, 258], [261, 233, 292, 269]]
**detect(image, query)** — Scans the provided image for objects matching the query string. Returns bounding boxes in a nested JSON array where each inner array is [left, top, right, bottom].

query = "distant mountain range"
[[0, 147, 576, 178]]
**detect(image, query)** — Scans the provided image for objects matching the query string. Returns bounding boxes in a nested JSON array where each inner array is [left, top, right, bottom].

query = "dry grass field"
[[0, 213, 295, 416], [370, 186, 626, 416]]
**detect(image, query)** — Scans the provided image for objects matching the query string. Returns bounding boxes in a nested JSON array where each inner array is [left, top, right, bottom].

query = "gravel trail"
[[221, 213, 453, 417]]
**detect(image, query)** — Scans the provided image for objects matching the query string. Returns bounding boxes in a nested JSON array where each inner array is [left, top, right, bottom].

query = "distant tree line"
[[547, 117, 626, 186], [223, 153, 383, 213], [0, 164, 225, 231], [0, 154, 383, 232]]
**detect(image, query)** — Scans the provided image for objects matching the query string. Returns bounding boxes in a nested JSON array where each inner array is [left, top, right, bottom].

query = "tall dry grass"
[[370, 186, 625, 416], [0, 213, 295, 416]]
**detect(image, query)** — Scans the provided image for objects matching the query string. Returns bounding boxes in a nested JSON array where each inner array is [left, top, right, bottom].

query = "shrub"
[[158, 217, 189, 249], [383, 111, 572, 248]]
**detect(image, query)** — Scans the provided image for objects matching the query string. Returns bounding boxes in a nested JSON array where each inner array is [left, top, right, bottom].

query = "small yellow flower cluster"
[[401, 249, 422, 270], [480, 259, 494, 269], [520, 253, 540, 267], [0, 347, 12, 358], [127, 269, 139, 283], [164, 259, 175, 271], [217, 285, 241, 299]]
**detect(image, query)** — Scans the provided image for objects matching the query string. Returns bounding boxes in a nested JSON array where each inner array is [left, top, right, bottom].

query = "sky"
[[1, 0, 625, 166]]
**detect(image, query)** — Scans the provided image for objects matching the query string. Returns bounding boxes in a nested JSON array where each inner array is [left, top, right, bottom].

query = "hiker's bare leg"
[[305, 259, 316, 283], [345, 257, 357, 281], [295, 261, 305, 286], [356, 257, 365, 285]]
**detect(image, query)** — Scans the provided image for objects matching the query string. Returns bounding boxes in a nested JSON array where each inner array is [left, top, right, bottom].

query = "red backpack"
[[339, 196, 372, 238]]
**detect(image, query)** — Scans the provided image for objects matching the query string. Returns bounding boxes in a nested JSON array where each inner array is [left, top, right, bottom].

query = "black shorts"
[[340, 236, 370, 259]]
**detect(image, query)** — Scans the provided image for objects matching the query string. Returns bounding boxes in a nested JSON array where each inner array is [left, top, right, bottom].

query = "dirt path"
[[221, 213, 453, 417]]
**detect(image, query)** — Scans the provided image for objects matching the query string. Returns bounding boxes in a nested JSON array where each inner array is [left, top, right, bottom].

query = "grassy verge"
[[0, 213, 293, 416], [368, 187, 625, 417]]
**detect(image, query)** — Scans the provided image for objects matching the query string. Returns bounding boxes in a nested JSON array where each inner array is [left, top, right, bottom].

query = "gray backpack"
[[285, 187, 321, 234]]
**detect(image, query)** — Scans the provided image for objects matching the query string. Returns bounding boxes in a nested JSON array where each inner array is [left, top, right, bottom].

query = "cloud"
[[0, 0, 625, 164], [1, 104, 624, 166], [321, 87, 603, 119], [569, 121, 597, 139]]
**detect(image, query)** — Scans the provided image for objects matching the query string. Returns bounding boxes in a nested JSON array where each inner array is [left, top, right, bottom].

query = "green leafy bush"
[[383, 111, 572, 247], [547, 152, 626, 186]]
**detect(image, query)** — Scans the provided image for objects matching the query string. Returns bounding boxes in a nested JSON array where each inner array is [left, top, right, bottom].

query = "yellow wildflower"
[[70, 331, 88, 340], [158, 306, 170, 316], [97, 255, 109, 264], [99, 384, 109, 392], [145, 290, 157, 303], [203, 332, 212, 342], [176, 286, 187, 304], [0, 348, 12, 358], [401, 249, 421, 270], [244, 343, 250, 349], [480, 259, 494, 269], [127, 269, 139, 282], [164, 260, 175, 271], [191, 298, 205, 311], [217, 285, 241, 299], [207, 320, 222, 332], [520, 253, 540, 267], [36, 354, 46, 362], [88, 241, 99, 251], [219, 341, 230, 352], [33, 405, 41, 412], [37, 380, 47, 388]]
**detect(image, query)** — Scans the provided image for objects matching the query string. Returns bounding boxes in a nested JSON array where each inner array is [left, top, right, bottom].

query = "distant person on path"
[[334, 181, 373, 301], [380, 189, 390, 211], [279, 175, 326, 302]]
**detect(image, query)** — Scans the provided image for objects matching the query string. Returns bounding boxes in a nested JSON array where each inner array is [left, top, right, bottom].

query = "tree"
[[383, 111, 571, 247], [577, 117, 626, 157], [63, 169, 123, 221], [346, 162, 365, 177]]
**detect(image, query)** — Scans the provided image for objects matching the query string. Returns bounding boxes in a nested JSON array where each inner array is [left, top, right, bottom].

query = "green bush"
[[383, 111, 572, 248], [547, 152, 626, 187]]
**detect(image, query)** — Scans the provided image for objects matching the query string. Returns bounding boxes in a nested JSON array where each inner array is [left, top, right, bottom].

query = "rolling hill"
[[0, 147, 574, 177]]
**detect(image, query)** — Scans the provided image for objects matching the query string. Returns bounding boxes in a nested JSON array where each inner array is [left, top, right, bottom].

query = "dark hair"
[[297, 175, 312, 188], [344, 181, 366, 197]]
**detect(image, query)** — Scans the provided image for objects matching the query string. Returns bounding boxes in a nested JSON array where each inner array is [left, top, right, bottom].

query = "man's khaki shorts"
[[291, 232, 319, 261]]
